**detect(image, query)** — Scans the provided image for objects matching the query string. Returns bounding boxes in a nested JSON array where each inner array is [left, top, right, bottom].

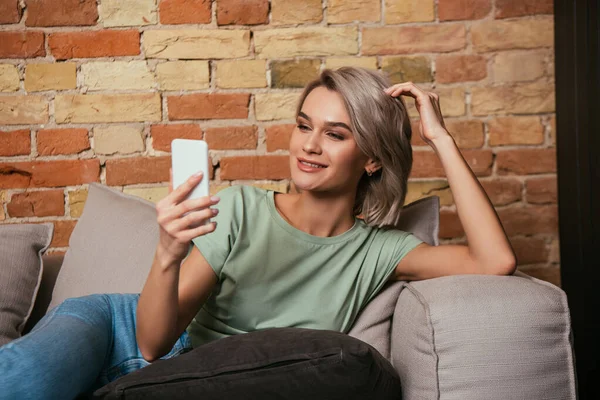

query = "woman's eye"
[[328, 132, 344, 140], [297, 124, 310, 131]]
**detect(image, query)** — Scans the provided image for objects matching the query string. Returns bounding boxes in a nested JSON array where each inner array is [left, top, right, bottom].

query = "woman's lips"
[[297, 158, 327, 173]]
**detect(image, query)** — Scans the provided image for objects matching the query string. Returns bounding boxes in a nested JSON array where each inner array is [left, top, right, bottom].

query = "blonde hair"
[[295, 67, 413, 228]]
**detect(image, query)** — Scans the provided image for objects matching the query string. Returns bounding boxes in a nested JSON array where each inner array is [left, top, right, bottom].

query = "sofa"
[[1, 182, 577, 399]]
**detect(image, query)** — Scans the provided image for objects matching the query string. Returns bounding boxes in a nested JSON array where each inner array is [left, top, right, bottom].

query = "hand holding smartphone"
[[171, 139, 210, 202]]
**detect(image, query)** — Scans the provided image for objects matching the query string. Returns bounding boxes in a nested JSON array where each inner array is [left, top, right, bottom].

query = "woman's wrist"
[[154, 245, 183, 270]]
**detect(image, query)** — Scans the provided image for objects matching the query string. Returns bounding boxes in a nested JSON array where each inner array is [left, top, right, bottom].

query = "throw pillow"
[[348, 195, 439, 360], [93, 327, 402, 400], [0, 223, 53, 346], [48, 183, 160, 310]]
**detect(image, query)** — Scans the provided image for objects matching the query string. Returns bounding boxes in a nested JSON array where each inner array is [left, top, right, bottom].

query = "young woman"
[[0, 67, 516, 398]]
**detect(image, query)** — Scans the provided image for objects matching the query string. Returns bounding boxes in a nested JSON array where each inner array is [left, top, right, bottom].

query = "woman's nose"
[[302, 132, 322, 154]]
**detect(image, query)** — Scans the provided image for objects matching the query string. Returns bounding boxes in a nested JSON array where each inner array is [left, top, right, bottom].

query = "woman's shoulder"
[[214, 184, 270, 209]]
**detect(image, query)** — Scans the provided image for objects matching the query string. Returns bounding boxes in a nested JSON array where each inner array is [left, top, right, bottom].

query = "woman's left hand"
[[384, 82, 451, 148]]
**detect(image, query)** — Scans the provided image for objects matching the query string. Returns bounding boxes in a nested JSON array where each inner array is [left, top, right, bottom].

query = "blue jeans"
[[0, 293, 192, 400]]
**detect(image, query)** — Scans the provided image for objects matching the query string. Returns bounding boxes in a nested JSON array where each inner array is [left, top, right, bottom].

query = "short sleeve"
[[364, 229, 423, 304], [191, 186, 243, 280]]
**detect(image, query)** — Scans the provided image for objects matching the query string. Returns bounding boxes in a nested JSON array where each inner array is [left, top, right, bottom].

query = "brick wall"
[[0, 0, 559, 285]]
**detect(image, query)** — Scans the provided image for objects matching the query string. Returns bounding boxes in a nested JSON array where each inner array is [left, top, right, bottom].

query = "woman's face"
[[289, 86, 369, 194]]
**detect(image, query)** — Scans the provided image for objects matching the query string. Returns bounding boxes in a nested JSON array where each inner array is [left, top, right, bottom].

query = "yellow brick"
[[471, 82, 555, 115], [55, 93, 161, 124], [385, 0, 434, 23], [406, 88, 465, 118], [488, 116, 545, 146], [325, 57, 377, 70], [328, 0, 380, 23], [99, 0, 157, 27], [271, 0, 322, 25], [123, 186, 169, 203], [0, 64, 19, 92], [0, 205, 5, 221], [68, 189, 88, 218], [0, 96, 48, 125], [254, 27, 358, 58], [406, 180, 453, 206], [216, 60, 267, 89], [156, 61, 209, 90], [93, 125, 145, 155], [25, 63, 76, 92], [472, 17, 554, 52], [255, 92, 299, 121], [492, 50, 547, 83], [81, 61, 155, 91], [143, 30, 250, 59], [363, 24, 465, 55]]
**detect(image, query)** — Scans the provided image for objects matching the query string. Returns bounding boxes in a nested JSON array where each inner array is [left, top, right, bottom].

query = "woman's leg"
[[0, 293, 192, 400]]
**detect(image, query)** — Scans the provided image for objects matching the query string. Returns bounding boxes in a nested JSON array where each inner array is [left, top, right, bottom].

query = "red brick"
[[49, 30, 140, 60], [439, 0, 492, 21], [496, 0, 553, 19], [436, 55, 487, 83], [481, 178, 522, 206], [498, 205, 558, 235], [0, 0, 22, 24], [439, 210, 463, 239], [496, 149, 556, 175], [0, 130, 30, 156], [106, 156, 170, 186], [7, 189, 64, 217], [204, 126, 258, 150], [105, 156, 213, 186], [26, 0, 98, 27], [0, 159, 100, 189], [220, 156, 290, 180], [445, 120, 484, 149], [410, 120, 427, 146], [510, 236, 549, 265], [150, 124, 202, 152], [411, 150, 493, 178], [266, 124, 294, 152], [0, 31, 45, 58], [167, 94, 250, 120], [526, 176, 557, 204], [217, 0, 269, 25], [519, 266, 560, 287], [48, 220, 77, 247], [159, 0, 211, 24], [37, 129, 90, 155]]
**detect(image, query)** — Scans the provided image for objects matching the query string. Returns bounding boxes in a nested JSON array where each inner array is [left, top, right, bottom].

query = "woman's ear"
[[364, 158, 382, 175]]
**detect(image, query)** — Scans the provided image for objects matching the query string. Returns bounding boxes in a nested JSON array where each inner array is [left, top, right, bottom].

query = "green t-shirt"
[[187, 185, 423, 348]]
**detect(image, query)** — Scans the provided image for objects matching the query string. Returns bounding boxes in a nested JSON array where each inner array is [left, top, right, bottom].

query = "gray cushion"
[[348, 195, 439, 359], [391, 272, 577, 400], [48, 183, 159, 310], [0, 223, 53, 345]]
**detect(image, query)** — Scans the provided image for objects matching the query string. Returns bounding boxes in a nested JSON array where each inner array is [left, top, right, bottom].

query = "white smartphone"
[[171, 139, 210, 203]]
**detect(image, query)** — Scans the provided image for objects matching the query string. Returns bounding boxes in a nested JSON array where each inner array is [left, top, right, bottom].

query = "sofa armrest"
[[391, 272, 577, 400]]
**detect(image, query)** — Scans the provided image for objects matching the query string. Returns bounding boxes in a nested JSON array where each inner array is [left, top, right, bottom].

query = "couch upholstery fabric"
[[0, 223, 53, 345]]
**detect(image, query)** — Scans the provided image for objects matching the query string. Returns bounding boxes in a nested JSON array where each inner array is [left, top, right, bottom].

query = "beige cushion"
[[391, 272, 577, 400], [0, 223, 53, 345], [348, 195, 440, 359], [48, 183, 159, 310]]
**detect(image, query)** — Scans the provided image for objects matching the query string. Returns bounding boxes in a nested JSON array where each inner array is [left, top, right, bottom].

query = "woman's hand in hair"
[[384, 82, 450, 148]]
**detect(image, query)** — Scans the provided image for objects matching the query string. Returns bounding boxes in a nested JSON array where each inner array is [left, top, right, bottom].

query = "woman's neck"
[[275, 189, 357, 238]]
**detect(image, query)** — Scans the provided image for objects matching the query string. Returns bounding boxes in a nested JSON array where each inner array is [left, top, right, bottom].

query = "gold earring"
[[367, 170, 373, 176]]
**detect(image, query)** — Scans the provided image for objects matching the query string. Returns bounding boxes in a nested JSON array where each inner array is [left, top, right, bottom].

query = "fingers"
[[168, 171, 205, 205], [385, 82, 437, 103], [159, 194, 220, 225], [171, 207, 218, 233], [179, 221, 218, 243]]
